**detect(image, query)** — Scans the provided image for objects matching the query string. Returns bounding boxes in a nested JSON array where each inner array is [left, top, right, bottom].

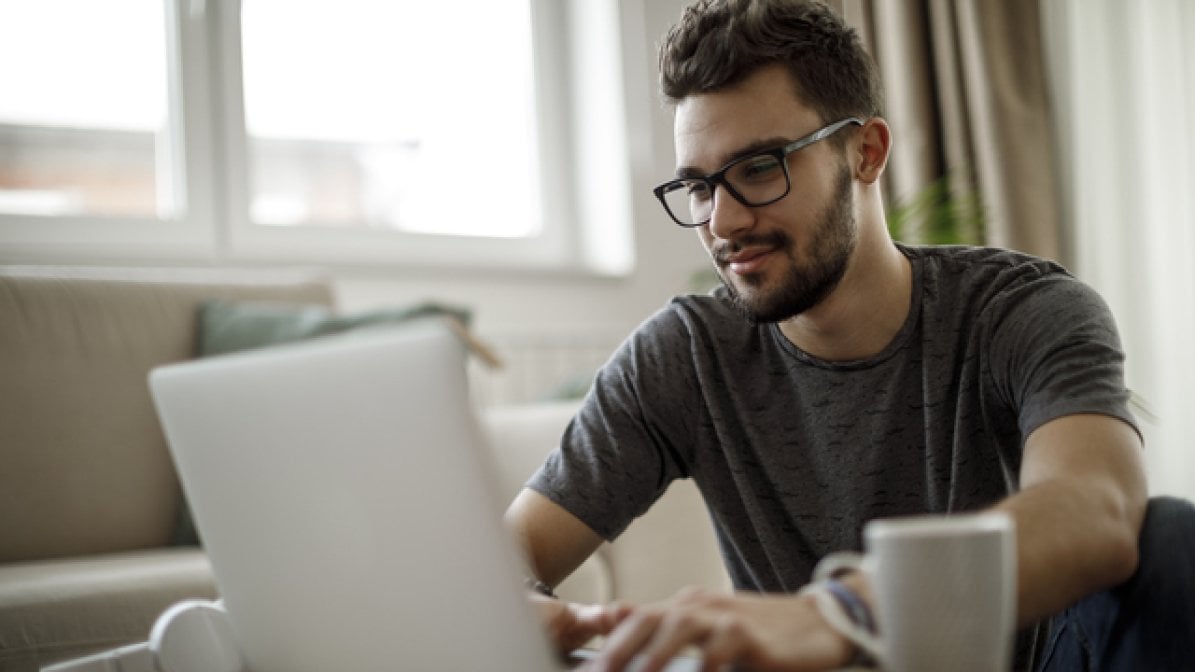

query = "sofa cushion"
[[0, 272, 333, 563], [0, 548, 216, 671]]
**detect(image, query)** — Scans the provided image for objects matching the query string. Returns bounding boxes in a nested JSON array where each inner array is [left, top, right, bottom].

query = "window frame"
[[0, 0, 632, 276]]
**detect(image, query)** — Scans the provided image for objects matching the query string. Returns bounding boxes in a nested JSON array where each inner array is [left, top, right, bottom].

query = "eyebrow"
[[674, 136, 792, 179]]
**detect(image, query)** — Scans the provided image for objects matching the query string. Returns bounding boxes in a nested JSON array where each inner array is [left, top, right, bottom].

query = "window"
[[0, 0, 632, 274], [0, 1, 174, 219], [240, 0, 539, 237]]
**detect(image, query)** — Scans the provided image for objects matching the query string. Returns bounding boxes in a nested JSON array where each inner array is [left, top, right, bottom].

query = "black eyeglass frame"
[[653, 117, 865, 228]]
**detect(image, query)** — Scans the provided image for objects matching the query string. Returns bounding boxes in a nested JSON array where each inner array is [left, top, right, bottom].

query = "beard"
[[716, 166, 857, 324]]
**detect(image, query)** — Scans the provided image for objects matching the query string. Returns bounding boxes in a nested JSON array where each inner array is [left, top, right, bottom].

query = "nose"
[[705, 186, 755, 240]]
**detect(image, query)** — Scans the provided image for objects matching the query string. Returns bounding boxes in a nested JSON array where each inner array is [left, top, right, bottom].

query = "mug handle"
[[808, 552, 885, 664]]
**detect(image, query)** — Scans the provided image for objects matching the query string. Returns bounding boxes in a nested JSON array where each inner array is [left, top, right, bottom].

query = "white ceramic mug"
[[815, 512, 1017, 672]]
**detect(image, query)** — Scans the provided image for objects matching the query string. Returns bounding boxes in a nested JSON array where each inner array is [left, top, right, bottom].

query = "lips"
[[725, 247, 775, 275], [716, 241, 784, 276], [713, 230, 791, 277]]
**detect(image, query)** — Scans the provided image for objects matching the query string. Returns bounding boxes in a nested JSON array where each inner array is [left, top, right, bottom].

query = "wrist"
[[796, 589, 858, 668], [524, 576, 558, 599], [825, 577, 876, 635], [799, 575, 880, 668], [824, 579, 878, 667], [836, 570, 876, 614]]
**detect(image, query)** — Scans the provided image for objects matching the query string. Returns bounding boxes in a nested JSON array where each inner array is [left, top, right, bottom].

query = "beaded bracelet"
[[799, 579, 880, 668], [825, 578, 877, 636]]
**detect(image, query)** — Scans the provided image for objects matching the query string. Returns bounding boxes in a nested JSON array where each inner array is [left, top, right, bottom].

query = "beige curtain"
[[830, 0, 1061, 260]]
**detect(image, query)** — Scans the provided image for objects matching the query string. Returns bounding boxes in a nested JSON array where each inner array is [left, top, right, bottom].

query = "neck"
[[777, 214, 912, 362]]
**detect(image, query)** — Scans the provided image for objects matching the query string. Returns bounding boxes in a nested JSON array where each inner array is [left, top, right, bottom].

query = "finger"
[[536, 599, 603, 653], [570, 603, 622, 637], [584, 600, 635, 631], [699, 614, 750, 672], [603, 600, 636, 626], [588, 608, 665, 672], [635, 608, 713, 672]]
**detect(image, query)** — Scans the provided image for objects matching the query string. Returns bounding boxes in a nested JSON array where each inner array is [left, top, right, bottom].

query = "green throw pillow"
[[197, 300, 472, 357], [172, 299, 472, 547]]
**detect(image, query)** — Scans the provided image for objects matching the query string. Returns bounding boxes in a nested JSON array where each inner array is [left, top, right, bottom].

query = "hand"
[[582, 587, 854, 672], [531, 593, 629, 654]]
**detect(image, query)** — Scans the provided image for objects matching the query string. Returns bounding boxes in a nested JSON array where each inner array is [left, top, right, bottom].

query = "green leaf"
[[887, 173, 985, 245]]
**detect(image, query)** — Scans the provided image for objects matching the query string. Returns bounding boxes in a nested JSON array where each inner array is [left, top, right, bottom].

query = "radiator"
[[467, 328, 625, 408]]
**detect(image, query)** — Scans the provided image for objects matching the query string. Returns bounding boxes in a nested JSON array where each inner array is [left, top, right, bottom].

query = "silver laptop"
[[148, 321, 562, 671]]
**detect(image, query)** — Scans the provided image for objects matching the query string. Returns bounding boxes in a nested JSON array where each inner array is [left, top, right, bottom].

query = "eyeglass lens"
[[661, 153, 788, 226]]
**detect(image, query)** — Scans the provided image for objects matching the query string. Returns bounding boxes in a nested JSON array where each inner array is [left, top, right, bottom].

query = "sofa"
[[0, 268, 728, 671]]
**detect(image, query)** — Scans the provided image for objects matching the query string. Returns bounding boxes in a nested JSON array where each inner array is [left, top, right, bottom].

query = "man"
[[505, 1, 1194, 670]]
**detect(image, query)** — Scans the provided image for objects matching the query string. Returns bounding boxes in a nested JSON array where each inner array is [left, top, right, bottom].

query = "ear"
[[852, 117, 891, 185]]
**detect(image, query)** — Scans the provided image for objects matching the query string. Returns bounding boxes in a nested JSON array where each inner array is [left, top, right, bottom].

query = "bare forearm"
[[997, 415, 1147, 626], [504, 488, 604, 587], [994, 478, 1142, 625]]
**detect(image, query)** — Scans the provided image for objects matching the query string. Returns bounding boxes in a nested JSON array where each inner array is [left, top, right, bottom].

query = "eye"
[[733, 155, 783, 183], [683, 180, 712, 200]]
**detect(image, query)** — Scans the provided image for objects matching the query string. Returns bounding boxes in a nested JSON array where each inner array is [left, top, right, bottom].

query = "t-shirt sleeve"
[[984, 269, 1137, 440], [525, 305, 697, 541]]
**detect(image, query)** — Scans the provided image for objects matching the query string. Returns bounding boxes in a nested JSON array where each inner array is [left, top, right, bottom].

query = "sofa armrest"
[[0, 548, 216, 671]]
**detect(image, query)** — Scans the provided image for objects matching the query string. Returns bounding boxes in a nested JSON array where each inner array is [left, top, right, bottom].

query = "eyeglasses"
[[653, 117, 864, 228]]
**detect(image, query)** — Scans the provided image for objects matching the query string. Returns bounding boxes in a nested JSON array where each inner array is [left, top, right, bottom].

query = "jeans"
[[1036, 496, 1195, 672]]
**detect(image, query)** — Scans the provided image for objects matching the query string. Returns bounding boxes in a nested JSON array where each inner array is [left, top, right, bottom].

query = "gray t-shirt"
[[528, 244, 1135, 592]]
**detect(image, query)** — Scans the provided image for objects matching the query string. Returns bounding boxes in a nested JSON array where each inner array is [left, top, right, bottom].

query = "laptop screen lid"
[[149, 322, 558, 672]]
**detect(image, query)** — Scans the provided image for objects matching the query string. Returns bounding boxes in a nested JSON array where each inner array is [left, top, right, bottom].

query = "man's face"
[[674, 65, 857, 323]]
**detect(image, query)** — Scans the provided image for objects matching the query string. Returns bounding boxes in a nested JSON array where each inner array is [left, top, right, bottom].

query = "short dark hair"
[[659, 0, 883, 125]]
